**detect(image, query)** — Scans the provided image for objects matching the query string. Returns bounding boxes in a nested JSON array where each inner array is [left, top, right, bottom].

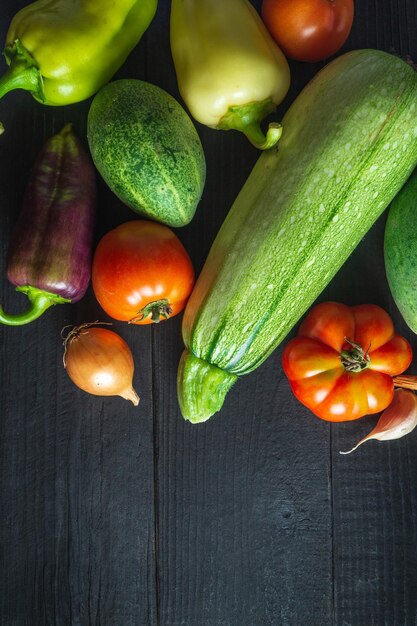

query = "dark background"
[[1, 1, 417, 625]]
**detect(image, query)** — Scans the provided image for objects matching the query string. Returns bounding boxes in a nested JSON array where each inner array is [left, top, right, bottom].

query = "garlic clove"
[[340, 389, 417, 454]]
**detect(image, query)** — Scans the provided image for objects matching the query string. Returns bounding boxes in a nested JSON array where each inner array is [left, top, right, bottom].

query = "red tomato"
[[282, 302, 412, 422], [261, 0, 354, 63], [92, 221, 195, 325]]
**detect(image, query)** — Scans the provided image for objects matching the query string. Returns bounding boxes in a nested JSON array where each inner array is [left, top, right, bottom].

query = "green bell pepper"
[[0, 0, 157, 106]]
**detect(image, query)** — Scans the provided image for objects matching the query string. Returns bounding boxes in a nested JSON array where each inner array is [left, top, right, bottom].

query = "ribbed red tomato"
[[92, 221, 195, 325], [282, 302, 412, 422], [261, 0, 354, 63]]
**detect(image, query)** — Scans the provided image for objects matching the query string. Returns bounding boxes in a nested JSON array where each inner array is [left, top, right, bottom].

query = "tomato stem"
[[340, 338, 371, 372], [393, 374, 417, 391], [130, 298, 173, 324]]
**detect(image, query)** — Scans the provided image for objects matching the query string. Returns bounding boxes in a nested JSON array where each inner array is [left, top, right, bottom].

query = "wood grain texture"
[[1, 1, 417, 625], [328, 2, 417, 625], [0, 2, 158, 625]]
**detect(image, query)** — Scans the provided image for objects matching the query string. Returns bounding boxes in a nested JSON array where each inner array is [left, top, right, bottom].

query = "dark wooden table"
[[1, 1, 417, 625]]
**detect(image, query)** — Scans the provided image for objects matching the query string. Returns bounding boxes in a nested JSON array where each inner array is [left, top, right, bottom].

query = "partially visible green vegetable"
[[0, 0, 157, 106], [87, 79, 206, 227], [177, 49, 417, 424], [170, 0, 290, 150], [384, 169, 417, 333]]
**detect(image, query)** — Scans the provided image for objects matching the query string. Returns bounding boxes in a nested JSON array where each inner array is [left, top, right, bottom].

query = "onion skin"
[[64, 325, 139, 405]]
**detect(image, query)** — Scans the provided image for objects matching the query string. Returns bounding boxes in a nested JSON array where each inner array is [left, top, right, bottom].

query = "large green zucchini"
[[177, 49, 417, 423]]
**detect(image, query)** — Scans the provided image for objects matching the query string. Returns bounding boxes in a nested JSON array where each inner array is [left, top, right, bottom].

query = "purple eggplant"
[[0, 123, 96, 325]]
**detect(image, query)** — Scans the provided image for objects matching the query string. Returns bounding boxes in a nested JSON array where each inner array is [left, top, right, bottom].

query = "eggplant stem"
[[0, 285, 70, 326]]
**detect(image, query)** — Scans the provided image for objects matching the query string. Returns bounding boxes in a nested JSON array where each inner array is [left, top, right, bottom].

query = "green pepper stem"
[[242, 121, 282, 151], [217, 97, 282, 150], [0, 285, 70, 326], [0, 40, 44, 112], [0, 62, 41, 101]]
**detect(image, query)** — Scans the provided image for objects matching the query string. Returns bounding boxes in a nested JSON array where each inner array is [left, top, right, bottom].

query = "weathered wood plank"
[[1, 1, 417, 625], [0, 2, 158, 624], [329, 2, 417, 625], [150, 3, 333, 624]]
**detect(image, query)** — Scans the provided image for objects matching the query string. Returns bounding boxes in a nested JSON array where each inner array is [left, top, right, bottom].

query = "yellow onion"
[[63, 323, 139, 405]]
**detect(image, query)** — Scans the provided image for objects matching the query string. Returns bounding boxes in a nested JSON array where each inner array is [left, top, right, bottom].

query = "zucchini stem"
[[177, 350, 238, 423], [0, 285, 70, 326]]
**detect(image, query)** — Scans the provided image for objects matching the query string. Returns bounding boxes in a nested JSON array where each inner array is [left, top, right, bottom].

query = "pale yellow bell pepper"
[[170, 0, 290, 150]]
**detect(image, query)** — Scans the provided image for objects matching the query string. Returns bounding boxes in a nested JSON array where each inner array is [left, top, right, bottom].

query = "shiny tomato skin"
[[282, 302, 413, 422], [92, 221, 195, 325], [261, 0, 354, 63]]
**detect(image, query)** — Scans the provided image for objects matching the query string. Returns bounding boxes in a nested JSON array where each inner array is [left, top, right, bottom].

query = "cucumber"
[[87, 79, 206, 227], [177, 49, 417, 423], [384, 169, 417, 333]]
